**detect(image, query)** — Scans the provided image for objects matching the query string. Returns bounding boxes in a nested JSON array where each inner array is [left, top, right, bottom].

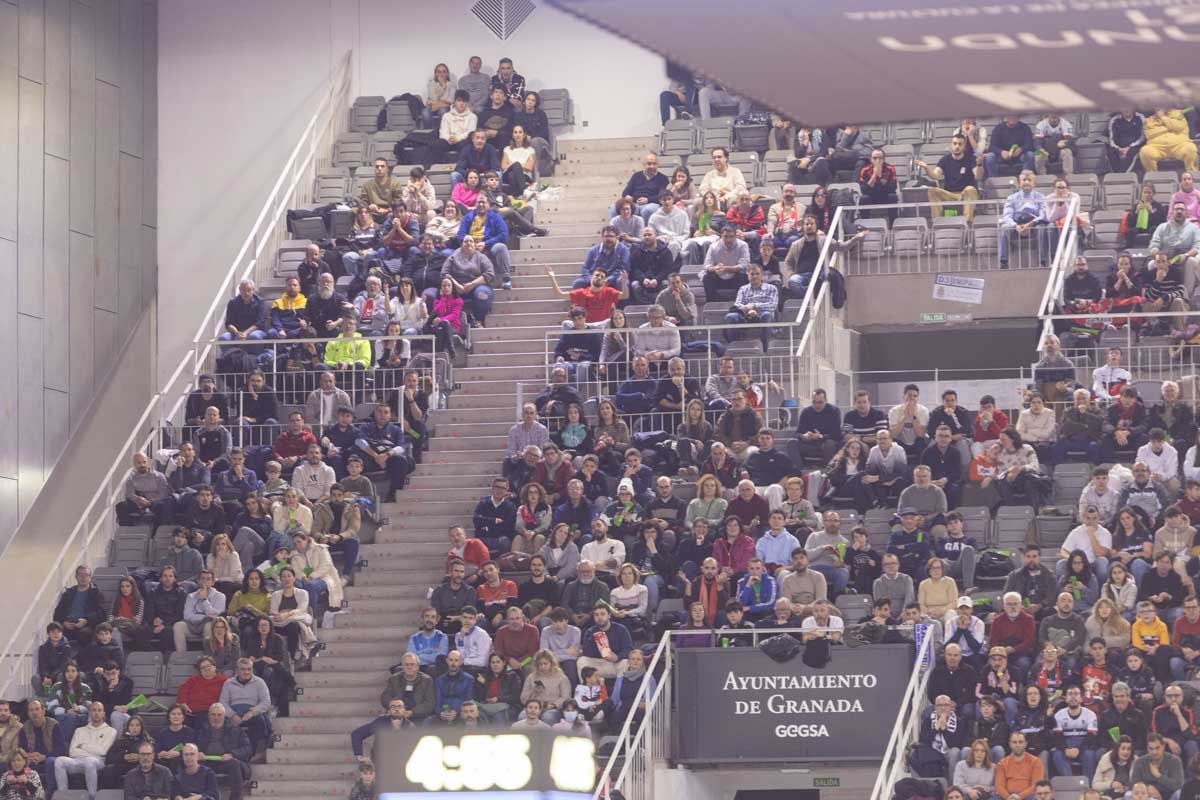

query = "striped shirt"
[[734, 281, 779, 314], [507, 421, 550, 458]]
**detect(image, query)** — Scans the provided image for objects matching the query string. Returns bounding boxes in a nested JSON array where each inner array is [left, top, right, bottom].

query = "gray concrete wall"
[[0, 0, 157, 529]]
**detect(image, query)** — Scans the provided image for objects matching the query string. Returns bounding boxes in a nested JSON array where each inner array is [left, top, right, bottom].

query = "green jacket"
[[324, 333, 372, 368]]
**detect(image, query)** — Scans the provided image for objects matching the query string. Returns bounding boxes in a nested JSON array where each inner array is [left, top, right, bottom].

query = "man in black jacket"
[[52, 566, 107, 645], [196, 705, 251, 800], [619, 153, 670, 222], [927, 643, 979, 723], [472, 479, 516, 553], [744, 429, 797, 489], [143, 566, 187, 653], [402, 235, 448, 294], [1098, 682, 1148, 752]]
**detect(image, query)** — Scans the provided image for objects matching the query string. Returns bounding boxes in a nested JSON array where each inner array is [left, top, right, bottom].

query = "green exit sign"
[[813, 777, 841, 788], [919, 312, 946, 324]]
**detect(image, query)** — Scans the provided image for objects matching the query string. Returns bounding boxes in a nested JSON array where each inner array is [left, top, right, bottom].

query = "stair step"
[[537, 211, 609, 226], [249, 784, 348, 799], [271, 732, 356, 749], [332, 610, 429, 628], [266, 747, 359, 765], [521, 234, 599, 250], [354, 568, 451, 587], [311, 655, 397, 673], [429, 434, 507, 451], [295, 671, 389, 689], [291, 699, 381, 717], [557, 136, 656, 154], [408, 460, 505, 477], [358, 540, 447, 557], [485, 311, 569, 328], [320, 624, 414, 641], [408, 473, 499, 490], [470, 338, 556, 356], [254, 764, 358, 781], [290, 687, 385, 704], [343, 583, 432, 600], [511, 246, 589, 264], [272, 715, 370, 733]]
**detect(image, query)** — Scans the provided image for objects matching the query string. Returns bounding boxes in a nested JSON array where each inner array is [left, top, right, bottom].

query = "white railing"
[[869, 630, 936, 800], [792, 205, 849, 402], [191, 50, 354, 374], [1036, 195, 1083, 350]]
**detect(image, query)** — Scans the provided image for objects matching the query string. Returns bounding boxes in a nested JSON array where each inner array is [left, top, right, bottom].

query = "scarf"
[[623, 665, 646, 681], [929, 711, 957, 753], [699, 577, 719, 627]]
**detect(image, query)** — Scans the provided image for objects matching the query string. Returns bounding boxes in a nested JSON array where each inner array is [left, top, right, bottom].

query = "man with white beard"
[[305, 272, 352, 338]]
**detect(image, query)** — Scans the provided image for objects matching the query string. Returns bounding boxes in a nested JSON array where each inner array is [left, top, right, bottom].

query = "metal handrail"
[[869, 628, 935, 800]]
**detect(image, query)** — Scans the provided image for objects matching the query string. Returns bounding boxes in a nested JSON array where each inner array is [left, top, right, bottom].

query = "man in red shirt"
[[493, 606, 541, 673], [1173, 595, 1200, 677], [547, 266, 628, 323], [445, 525, 489, 580], [475, 561, 519, 631], [273, 411, 318, 475]]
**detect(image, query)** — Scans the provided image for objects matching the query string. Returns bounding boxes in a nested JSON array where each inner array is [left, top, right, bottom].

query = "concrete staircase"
[[250, 136, 654, 800]]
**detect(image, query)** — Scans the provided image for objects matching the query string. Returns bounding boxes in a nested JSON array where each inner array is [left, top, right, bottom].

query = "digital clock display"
[[376, 729, 596, 796]]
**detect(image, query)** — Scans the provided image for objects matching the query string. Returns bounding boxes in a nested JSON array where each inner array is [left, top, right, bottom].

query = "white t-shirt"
[[801, 615, 844, 632], [580, 539, 626, 573], [1061, 524, 1112, 563], [888, 403, 930, 446], [505, 146, 535, 171]]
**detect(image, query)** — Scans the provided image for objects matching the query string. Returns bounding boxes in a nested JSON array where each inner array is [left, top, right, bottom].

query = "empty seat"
[[348, 97, 385, 133], [761, 150, 791, 186], [1035, 513, 1073, 550], [865, 508, 894, 550], [125, 651, 164, 696], [313, 171, 349, 205], [110, 535, 148, 570], [426, 170, 453, 200], [659, 119, 697, 157], [853, 217, 888, 258], [728, 151, 760, 184], [972, 215, 1000, 257], [835, 594, 872, 621], [1101, 172, 1139, 211], [954, 506, 991, 542], [328, 208, 355, 239], [688, 153, 714, 182], [290, 216, 327, 241], [1081, 249, 1117, 279], [370, 132, 405, 167], [1091, 210, 1124, 250], [891, 217, 929, 257], [983, 176, 1017, 201], [540, 89, 574, 126], [165, 653, 200, 692], [931, 217, 969, 256], [886, 143, 915, 184], [927, 119, 960, 143], [698, 118, 734, 153], [333, 133, 368, 168], [889, 122, 926, 147], [993, 506, 1034, 550]]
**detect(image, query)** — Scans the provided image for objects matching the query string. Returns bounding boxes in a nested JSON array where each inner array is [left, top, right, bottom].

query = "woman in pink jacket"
[[427, 277, 465, 359]]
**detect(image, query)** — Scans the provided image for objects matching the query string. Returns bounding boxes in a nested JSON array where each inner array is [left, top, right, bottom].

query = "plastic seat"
[[835, 594, 872, 621], [891, 217, 929, 257], [698, 118, 734, 153], [1144, 170, 1180, 199], [383, 100, 416, 133], [1101, 172, 1139, 211], [91, 567, 126, 598], [125, 651, 164, 696], [972, 215, 1000, 257], [931, 217, 969, 256], [659, 119, 697, 157], [290, 217, 327, 241], [953, 506, 991, 542], [1091, 210, 1125, 250], [993, 506, 1035, 550], [540, 89, 574, 127], [865, 508, 894, 550], [333, 133, 368, 168]]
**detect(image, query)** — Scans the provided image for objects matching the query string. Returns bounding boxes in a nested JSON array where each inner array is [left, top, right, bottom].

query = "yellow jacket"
[[324, 332, 372, 368], [1145, 110, 1191, 146]]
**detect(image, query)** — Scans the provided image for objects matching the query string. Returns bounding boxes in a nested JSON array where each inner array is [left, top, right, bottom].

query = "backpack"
[[976, 549, 1016, 579], [216, 347, 257, 376], [828, 186, 857, 210], [892, 776, 945, 800], [906, 742, 948, 779]]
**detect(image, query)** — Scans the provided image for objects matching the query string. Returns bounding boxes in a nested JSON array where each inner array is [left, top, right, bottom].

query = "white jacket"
[[1136, 442, 1179, 483], [69, 722, 116, 759], [290, 542, 343, 608]]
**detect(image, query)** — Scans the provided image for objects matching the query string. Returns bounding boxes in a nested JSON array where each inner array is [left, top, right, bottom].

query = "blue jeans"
[[998, 220, 1052, 265], [450, 171, 465, 189], [329, 536, 361, 576], [637, 203, 660, 223], [219, 330, 266, 341], [483, 243, 511, 280], [466, 284, 495, 321], [983, 149, 1036, 177], [810, 564, 849, 596], [643, 574, 664, 612], [297, 577, 329, 605], [1051, 746, 1097, 780], [723, 309, 774, 349]]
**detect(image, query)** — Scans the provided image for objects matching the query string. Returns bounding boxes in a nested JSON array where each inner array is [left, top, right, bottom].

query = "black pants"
[[789, 157, 833, 186], [702, 271, 748, 303], [503, 163, 531, 197], [1108, 145, 1142, 174]]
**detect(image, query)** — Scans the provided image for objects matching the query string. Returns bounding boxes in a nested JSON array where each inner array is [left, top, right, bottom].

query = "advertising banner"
[[673, 644, 913, 763]]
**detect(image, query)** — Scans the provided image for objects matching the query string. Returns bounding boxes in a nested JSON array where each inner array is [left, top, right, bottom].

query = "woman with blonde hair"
[[685, 474, 728, 532], [1086, 596, 1132, 651], [203, 616, 241, 675], [520, 650, 572, 723], [207, 533, 244, 602]]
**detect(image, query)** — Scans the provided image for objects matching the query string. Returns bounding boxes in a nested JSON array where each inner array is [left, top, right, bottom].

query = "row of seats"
[[347, 90, 573, 135]]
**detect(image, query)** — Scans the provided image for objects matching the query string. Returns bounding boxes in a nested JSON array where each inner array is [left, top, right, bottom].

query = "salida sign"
[[673, 644, 913, 763]]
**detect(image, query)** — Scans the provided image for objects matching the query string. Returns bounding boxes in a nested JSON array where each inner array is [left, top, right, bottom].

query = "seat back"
[[1091, 210, 1125, 250], [953, 506, 991, 542], [993, 506, 1034, 549], [888, 122, 926, 147], [891, 217, 929, 257], [291, 216, 327, 242], [110, 534, 149, 570], [728, 151, 760, 185], [1101, 172, 1139, 211], [91, 567, 126, 598], [164, 653, 198, 693], [761, 150, 791, 186], [931, 217, 969, 256], [972, 215, 1000, 256], [384, 100, 416, 133], [348, 98, 385, 133], [659, 119, 697, 157], [125, 651, 164, 696], [333, 133, 368, 168], [835, 594, 872, 621], [540, 89, 573, 126], [864, 508, 894, 550], [698, 118, 734, 153], [1144, 170, 1179, 199]]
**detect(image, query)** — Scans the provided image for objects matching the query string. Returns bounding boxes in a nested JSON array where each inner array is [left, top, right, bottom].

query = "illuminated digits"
[[550, 737, 597, 792], [493, 735, 533, 790], [404, 736, 445, 791]]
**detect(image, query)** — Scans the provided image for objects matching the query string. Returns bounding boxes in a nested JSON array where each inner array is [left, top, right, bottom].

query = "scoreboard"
[[376, 728, 596, 798]]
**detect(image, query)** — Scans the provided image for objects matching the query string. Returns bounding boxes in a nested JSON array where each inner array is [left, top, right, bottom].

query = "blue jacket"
[[887, 527, 933, 565], [473, 495, 517, 539], [433, 670, 474, 713], [350, 715, 413, 757], [796, 403, 842, 441], [735, 573, 778, 615], [579, 243, 630, 281], [214, 467, 260, 502], [455, 143, 500, 177], [457, 209, 509, 250], [224, 294, 267, 333], [581, 621, 633, 660], [406, 629, 450, 667]]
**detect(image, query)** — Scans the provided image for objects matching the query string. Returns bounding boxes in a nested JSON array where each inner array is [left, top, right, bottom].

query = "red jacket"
[[177, 673, 228, 714], [273, 429, 318, 460], [713, 534, 756, 574], [974, 410, 1010, 443], [988, 610, 1037, 657], [494, 623, 541, 663], [532, 460, 575, 499], [725, 204, 766, 236], [446, 539, 490, 574]]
